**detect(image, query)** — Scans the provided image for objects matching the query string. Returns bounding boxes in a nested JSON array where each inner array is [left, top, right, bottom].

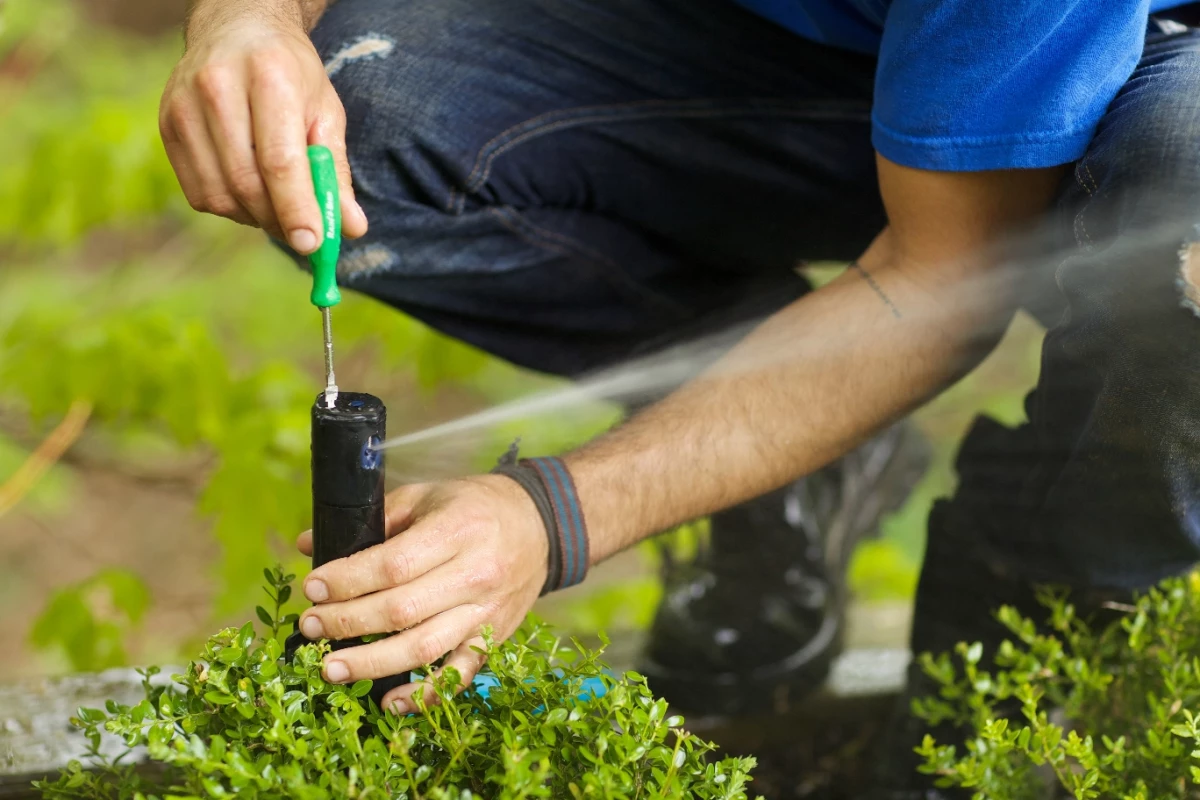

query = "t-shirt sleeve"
[[871, 0, 1150, 171]]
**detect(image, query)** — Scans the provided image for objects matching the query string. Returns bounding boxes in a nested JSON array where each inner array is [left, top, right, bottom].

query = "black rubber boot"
[[639, 421, 931, 717]]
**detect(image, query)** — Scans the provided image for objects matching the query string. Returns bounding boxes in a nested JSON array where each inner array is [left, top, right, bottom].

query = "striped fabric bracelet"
[[492, 446, 590, 594]]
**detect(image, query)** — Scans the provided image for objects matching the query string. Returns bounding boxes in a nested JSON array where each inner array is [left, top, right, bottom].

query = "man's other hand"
[[294, 476, 549, 714], [159, 8, 367, 252]]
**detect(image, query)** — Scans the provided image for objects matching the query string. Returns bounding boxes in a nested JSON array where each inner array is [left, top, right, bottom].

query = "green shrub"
[[34, 568, 760, 800], [29, 569, 151, 672], [914, 572, 1200, 800]]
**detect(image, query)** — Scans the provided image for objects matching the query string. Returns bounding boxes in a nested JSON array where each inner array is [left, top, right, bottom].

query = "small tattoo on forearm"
[[849, 261, 902, 319]]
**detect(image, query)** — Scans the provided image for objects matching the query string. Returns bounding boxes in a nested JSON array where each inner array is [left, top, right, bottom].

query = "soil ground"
[[82, 0, 187, 36], [723, 714, 889, 800]]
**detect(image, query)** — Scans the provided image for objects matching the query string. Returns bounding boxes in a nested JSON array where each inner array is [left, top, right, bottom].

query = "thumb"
[[384, 484, 433, 537]]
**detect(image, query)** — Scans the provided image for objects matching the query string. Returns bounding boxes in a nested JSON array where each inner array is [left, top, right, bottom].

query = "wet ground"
[[728, 714, 885, 799]]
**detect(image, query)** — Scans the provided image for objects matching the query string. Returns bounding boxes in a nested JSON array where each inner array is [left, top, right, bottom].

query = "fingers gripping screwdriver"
[[308, 144, 342, 409]]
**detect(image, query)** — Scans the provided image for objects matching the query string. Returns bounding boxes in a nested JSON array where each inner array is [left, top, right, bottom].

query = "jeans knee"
[[311, 1, 406, 107], [306, 3, 483, 283], [310, 0, 481, 211], [1088, 48, 1200, 213]]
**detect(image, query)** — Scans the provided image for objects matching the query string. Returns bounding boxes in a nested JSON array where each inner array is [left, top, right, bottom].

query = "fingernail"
[[324, 660, 350, 683], [290, 228, 318, 253], [305, 578, 329, 602], [389, 699, 409, 715], [300, 615, 325, 640]]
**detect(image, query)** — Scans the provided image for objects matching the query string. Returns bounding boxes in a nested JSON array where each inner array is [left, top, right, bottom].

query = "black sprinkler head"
[[285, 391, 407, 708]]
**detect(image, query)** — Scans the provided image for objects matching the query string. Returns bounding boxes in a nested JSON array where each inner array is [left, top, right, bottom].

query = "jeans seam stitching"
[[461, 98, 872, 196], [1083, 161, 1099, 194], [485, 206, 690, 318], [1073, 158, 1097, 251]]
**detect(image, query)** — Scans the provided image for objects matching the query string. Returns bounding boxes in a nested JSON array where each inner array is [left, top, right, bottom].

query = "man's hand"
[[159, 0, 367, 252], [295, 475, 549, 713]]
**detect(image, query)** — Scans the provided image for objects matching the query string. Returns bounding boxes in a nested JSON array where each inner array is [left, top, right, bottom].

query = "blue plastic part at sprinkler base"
[[400, 671, 610, 715], [471, 672, 609, 703]]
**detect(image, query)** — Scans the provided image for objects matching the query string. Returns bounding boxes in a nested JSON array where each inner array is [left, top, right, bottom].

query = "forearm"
[[185, 0, 331, 43], [291, 161, 1063, 691], [565, 228, 1015, 562]]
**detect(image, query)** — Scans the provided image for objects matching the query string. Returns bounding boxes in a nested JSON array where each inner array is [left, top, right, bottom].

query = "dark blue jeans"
[[307, 0, 1200, 616]]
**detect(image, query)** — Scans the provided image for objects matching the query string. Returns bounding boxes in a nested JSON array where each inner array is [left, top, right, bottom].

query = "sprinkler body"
[[286, 391, 407, 707]]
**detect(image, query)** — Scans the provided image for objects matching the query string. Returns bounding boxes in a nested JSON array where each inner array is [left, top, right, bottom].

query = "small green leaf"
[[256, 606, 274, 627]]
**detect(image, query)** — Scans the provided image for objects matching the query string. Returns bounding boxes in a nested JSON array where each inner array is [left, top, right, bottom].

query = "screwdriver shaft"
[[322, 306, 339, 408]]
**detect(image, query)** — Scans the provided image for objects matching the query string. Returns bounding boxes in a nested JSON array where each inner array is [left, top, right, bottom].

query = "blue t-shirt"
[[734, 0, 1188, 171]]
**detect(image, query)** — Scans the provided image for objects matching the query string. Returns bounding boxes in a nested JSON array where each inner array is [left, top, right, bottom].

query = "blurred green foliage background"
[[0, 0, 1043, 679]]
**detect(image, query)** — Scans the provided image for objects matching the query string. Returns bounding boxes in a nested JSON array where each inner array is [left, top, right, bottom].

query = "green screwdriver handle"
[[307, 144, 342, 309]]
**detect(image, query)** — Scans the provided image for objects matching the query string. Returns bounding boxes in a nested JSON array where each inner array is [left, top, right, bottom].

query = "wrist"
[[472, 473, 551, 578], [184, 0, 321, 47], [489, 455, 591, 593]]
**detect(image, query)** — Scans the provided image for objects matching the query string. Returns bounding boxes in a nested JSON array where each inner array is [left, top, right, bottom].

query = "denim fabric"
[[305, 0, 1200, 592], [308, 0, 882, 377], [942, 20, 1200, 593]]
